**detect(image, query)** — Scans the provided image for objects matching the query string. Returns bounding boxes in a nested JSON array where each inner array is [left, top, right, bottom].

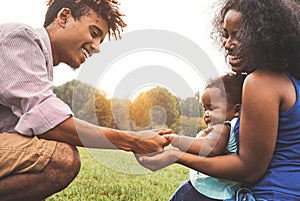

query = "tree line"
[[53, 80, 206, 136]]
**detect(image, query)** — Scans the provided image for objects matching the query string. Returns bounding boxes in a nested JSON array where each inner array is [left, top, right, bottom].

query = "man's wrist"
[[114, 130, 137, 152]]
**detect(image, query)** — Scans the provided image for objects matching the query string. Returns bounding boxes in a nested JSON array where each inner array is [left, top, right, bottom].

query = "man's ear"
[[57, 8, 72, 28], [234, 104, 241, 117]]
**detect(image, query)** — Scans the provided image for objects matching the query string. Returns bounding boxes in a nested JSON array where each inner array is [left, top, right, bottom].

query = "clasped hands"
[[134, 128, 213, 171]]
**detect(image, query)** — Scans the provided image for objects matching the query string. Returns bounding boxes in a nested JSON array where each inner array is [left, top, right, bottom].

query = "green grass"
[[48, 148, 189, 201]]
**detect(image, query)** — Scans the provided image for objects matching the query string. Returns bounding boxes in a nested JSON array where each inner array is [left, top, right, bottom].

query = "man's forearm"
[[39, 117, 135, 150], [39, 117, 170, 154]]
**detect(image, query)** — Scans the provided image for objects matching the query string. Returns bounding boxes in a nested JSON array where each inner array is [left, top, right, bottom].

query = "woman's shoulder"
[[244, 69, 296, 111], [243, 69, 289, 100], [244, 69, 289, 88]]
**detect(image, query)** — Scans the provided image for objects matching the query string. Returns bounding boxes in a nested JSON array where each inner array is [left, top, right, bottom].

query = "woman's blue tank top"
[[234, 73, 300, 200]]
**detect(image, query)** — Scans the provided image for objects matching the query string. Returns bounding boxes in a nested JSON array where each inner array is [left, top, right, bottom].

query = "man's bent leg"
[[0, 134, 81, 201]]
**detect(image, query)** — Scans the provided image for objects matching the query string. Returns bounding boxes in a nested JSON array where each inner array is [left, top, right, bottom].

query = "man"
[[0, 0, 170, 200]]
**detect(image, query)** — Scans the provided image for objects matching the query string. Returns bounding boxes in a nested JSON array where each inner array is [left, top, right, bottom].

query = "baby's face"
[[201, 87, 235, 126]]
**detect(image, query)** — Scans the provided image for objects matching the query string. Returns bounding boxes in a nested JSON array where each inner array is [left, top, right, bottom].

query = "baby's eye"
[[210, 106, 217, 110], [204, 107, 212, 111]]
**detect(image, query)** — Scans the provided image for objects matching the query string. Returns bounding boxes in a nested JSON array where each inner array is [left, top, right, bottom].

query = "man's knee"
[[0, 142, 81, 201], [46, 142, 81, 189]]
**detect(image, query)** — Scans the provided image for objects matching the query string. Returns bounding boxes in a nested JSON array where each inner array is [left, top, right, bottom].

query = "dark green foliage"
[[54, 80, 98, 117], [178, 97, 203, 118]]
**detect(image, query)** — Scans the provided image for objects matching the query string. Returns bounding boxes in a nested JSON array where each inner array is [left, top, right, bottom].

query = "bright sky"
[[0, 0, 230, 99]]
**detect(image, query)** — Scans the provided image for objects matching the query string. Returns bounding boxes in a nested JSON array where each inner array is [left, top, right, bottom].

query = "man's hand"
[[131, 128, 172, 154], [156, 128, 173, 135]]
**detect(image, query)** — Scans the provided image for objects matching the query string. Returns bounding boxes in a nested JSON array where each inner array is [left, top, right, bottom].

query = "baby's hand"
[[163, 134, 179, 148], [156, 128, 173, 148], [196, 127, 214, 137]]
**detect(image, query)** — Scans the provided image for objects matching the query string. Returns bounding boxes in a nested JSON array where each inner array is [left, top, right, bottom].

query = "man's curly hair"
[[44, 0, 127, 40], [211, 0, 300, 79]]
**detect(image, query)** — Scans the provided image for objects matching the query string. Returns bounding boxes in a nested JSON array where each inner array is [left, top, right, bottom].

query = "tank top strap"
[[233, 114, 240, 154], [287, 71, 300, 91]]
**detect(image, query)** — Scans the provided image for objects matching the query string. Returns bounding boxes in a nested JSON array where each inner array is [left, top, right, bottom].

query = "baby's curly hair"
[[44, 0, 127, 40], [205, 73, 246, 105], [212, 0, 300, 79]]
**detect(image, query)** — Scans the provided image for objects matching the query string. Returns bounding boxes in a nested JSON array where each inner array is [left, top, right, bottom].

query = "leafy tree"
[[94, 92, 112, 127], [76, 90, 112, 127], [78, 90, 112, 127], [174, 116, 206, 137], [147, 87, 180, 128], [72, 81, 98, 116], [129, 87, 180, 131], [54, 80, 113, 127], [53, 80, 98, 116], [53, 80, 76, 108], [179, 97, 203, 118], [77, 98, 98, 125], [173, 93, 204, 135], [110, 98, 133, 130], [129, 92, 153, 130]]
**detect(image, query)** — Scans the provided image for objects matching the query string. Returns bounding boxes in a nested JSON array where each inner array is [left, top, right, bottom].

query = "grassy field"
[[48, 148, 189, 201]]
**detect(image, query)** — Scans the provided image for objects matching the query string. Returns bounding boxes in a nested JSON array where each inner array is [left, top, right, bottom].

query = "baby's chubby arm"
[[164, 124, 230, 156]]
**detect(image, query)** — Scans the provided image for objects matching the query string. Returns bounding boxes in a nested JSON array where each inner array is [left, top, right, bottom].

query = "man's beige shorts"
[[0, 133, 57, 179]]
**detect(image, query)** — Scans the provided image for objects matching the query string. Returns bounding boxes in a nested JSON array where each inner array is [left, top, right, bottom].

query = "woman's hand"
[[136, 149, 182, 171]]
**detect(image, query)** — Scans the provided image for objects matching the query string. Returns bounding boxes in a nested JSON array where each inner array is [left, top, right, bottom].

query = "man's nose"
[[91, 43, 100, 53]]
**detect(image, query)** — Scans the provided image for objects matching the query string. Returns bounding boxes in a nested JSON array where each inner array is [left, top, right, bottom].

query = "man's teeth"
[[82, 48, 90, 58], [228, 55, 237, 59], [228, 55, 241, 62]]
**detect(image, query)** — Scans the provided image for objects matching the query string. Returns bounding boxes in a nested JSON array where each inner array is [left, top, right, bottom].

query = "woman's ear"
[[234, 104, 241, 117], [57, 8, 72, 28]]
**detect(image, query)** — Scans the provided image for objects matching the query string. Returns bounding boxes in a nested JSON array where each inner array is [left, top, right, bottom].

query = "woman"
[[138, 0, 300, 200]]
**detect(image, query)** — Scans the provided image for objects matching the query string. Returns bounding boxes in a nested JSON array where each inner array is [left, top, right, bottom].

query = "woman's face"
[[222, 9, 248, 73]]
